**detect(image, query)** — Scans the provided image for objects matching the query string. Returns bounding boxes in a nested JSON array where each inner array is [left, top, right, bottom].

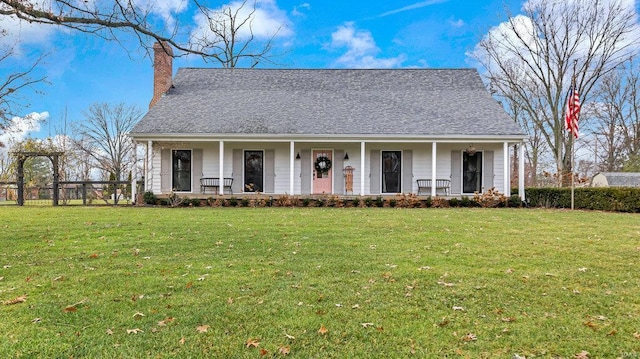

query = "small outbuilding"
[[590, 172, 640, 188]]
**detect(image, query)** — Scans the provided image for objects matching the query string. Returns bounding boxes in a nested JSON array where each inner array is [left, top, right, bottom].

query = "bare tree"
[[0, 38, 46, 133], [73, 103, 141, 181], [0, 0, 284, 63], [590, 59, 640, 171], [472, 0, 640, 185], [191, 0, 281, 67]]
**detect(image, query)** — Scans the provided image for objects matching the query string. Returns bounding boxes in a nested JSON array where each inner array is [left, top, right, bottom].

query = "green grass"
[[0, 207, 639, 358]]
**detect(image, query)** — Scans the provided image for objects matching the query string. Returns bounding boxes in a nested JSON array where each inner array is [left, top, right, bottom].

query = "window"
[[463, 151, 482, 193], [382, 151, 401, 193], [244, 150, 264, 192], [172, 150, 191, 192]]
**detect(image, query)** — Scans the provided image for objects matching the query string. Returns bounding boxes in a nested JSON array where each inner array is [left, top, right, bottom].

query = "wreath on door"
[[314, 156, 332, 174]]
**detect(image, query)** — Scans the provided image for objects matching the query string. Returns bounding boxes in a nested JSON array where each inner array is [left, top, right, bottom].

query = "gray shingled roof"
[[131, 68, 525, 138], [595, 172, 640, 187]]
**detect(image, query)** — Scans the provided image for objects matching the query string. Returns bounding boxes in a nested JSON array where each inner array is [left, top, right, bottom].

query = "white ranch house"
[[130, 43, 527, 199]]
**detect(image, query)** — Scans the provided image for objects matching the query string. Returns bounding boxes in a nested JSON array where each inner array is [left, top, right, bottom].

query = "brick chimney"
[[149, 41, 173, 108]]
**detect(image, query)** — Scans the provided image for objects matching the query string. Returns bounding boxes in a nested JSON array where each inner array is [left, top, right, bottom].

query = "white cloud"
[[150, 0, 188, 29], [449, 18, 465, 28], [291, 2, 310, 17], [191, 0, 293, 44], [0, 15, 55, 53], [377, 0, 447, 18], [0, 112, 47, 150], [328, 22, 405, 68], [469, 0, 640, 76]]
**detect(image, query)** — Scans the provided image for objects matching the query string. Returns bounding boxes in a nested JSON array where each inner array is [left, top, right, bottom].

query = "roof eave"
[[129, 132, 527, 143]]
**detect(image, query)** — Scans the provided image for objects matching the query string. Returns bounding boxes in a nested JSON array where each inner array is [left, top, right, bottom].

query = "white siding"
[[147, 140, 511, 196]]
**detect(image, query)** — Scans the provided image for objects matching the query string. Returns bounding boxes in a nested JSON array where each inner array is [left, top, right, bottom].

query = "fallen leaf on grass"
[[574, 350, 589, 359], [284, 332, 295, 340], [578, 267, 587, 272], [64, 298, 89, 312], [3, 295, 27, 305], [158, 317, 175, 327], [452, 306, 465, 311], [437, 318, 450, 327], [501, 317, 516, 322], [31, 318, 41, 323], [437, 280, 454, 287], [633, 332, 640, 339], [278, 345, 291, 355], [106, 328, 114, 335], [461, 333, 477, 341], [127, 328, 143, 334], [133, 312, 145, 319], [196, 325, 210, 333], [246, 338, 260, 348], [583, 321, 597, 329], [361, 323, 374, 328], [179, 337, 186, 345], [259, 348, 269, 356], [318, 325, 329, 335]]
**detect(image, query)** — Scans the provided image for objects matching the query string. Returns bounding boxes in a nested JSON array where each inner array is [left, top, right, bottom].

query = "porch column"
[[360, 141, 365, 196], [146, 140, 153, 192], [519, 141, 525, 201], [431, 142, 437, 197], [219, 141, 225, 195], [289, 141, 295, 194], [503, 142, 509, 195]]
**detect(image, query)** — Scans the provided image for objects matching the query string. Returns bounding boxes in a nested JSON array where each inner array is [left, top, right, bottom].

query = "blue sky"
[[1, 0, 535, 142]]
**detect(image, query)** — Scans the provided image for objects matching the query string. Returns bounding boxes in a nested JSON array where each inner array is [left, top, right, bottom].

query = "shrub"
[[352, 197, 361, 207], [143, 191, 157, 205], [241, 198, 250, 207], [388, 198, 397, 208], [167, 191, 185, 207], [302, 198, 311, 207], [375, 196, 384, 208], [448, 197, 460, 207], [459, 196, 473, 207], [522, 187, 640, 212], [228, 197, 238, 207], [364, 197, 373, 207], [423, 197, 432, 208], [508, 195, 522, 208], [275, 195, 296, 207], [473, 188, 507, 208], [431, 197, 449, 208]]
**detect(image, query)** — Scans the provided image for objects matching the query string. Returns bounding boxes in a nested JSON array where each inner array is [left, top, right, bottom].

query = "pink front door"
[[313, 150, 332, 194]]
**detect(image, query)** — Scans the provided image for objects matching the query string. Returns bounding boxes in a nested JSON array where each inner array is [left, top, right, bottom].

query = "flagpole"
[[571, 134, 575, 210], [570, 60, 577, 210]]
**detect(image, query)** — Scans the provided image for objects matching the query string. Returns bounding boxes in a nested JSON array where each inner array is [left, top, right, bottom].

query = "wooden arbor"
[[11, 151, 63, 206]]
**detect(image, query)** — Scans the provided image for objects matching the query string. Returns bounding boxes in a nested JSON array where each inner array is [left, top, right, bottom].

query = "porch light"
[[466, 144, 477, 156], [296, 152, 301, 159], [344, 153, 349, 160]]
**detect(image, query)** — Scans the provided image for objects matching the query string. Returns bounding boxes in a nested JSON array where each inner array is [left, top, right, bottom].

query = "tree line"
[[0, 103, 140, 188], [471, 0, 640, 186]]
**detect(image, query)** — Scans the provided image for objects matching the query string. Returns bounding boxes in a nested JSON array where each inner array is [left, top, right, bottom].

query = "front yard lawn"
[[0, 207, 638, 358]]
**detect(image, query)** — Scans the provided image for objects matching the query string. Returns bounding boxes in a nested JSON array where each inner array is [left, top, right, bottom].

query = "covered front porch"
[[138, 137, 526, 200]]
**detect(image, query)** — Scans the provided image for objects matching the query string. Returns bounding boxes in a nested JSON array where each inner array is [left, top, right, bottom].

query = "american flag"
[[565, 88, 581, 138]]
